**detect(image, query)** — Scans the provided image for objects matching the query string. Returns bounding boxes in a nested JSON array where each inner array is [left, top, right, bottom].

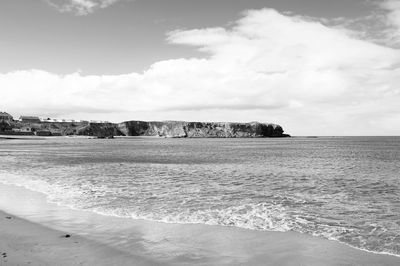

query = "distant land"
[[0, 112, 290, 138]]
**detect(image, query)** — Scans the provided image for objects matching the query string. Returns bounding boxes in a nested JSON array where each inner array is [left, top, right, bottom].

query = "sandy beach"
[[1, 206, 400, 266]]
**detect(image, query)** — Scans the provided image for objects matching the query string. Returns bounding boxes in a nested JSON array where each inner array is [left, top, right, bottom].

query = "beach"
[[1, 137, 400, 265], [1, 208, 400, 266], [1, 184, 400, 266]]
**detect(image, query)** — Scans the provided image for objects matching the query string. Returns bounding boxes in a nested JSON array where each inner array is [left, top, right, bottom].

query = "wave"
[[0, 171, 399, 258]]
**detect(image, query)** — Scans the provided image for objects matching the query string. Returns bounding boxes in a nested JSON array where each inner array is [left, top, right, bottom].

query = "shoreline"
[[2, 175, 400, 261], [2, 209, 400, 266], [1, 182, 400, 265]]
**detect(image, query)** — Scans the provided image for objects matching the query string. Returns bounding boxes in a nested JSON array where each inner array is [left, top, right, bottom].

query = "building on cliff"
[[0, 112, 13, 121], [12, 126, 33, 133], [41, 118, 85, 123], [19, 116, 41, 123], [40, 118, 52, 122]]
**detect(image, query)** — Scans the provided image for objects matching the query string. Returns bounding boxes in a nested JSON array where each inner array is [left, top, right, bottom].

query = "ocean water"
[[0, 136, 399, 256]]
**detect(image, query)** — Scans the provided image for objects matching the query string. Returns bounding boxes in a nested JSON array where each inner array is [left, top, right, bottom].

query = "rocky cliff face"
[[118, 121, 290, 138], [74, 122, 124, 137]]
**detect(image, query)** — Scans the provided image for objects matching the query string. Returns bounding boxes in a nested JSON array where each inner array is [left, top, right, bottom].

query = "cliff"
[[2, 120, 290, 138], [118, 121, 290, 138]]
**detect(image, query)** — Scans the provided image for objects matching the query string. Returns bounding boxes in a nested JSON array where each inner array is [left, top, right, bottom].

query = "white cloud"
[[2, 8, 400, 135], [45, 0, 122, 15]]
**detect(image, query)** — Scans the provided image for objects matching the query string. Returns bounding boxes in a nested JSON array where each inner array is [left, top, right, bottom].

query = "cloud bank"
[[2, 8, 400, 135], [45, 0, 122, 15]]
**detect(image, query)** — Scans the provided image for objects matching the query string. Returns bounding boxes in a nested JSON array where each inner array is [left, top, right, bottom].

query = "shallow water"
[[0, 136, 399, 256]]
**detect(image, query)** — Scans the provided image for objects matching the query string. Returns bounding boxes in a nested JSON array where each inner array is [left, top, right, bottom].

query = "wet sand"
[[0, 210, 157, 266]]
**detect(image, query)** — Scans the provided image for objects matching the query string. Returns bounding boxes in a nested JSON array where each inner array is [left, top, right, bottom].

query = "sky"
[[1, 0, 400, 135]]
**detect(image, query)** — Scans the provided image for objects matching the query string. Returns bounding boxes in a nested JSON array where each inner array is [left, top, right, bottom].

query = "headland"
[[0, 112, 290, 138]]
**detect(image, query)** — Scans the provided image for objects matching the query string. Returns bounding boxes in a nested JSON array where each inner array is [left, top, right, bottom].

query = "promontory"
[[0, 116, 290, 138]]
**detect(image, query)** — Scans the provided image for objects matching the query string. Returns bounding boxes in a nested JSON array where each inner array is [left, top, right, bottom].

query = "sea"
[[0, 136, 399, 257]]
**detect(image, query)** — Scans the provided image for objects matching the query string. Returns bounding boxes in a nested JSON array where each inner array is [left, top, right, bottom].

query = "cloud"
[[2, 8, 400, 135], [379, 0, 400, 46], [45, 0, 122, 15]]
